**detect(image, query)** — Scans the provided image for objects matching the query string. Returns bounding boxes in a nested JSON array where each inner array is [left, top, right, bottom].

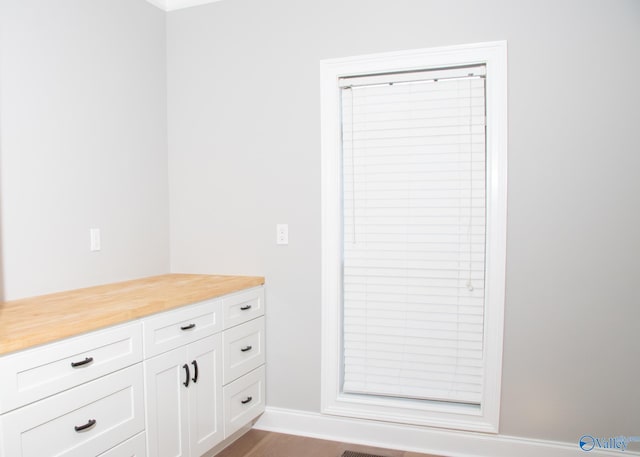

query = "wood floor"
[[216, 429, 442, 457]]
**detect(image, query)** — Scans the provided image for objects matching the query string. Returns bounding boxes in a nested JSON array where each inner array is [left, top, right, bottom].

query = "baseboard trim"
[[254, 406, 639, 457]]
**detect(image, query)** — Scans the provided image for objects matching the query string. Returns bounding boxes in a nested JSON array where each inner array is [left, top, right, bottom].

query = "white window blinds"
[[341, 65, 487, 405]]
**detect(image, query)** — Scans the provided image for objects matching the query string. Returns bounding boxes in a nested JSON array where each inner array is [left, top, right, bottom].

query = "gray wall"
[[166, 0, 640, 444], [0, 0, 170, 300]]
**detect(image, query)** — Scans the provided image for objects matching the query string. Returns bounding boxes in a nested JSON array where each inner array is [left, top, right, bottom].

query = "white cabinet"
[[144, 286, 266, 454], [0, 322, 144, 457], [221, 287, 266, 439], [144, 334, 223, 457], [0, 282, 264, 457], [0, 364, 145, 457], [0, 321, 142, 414]]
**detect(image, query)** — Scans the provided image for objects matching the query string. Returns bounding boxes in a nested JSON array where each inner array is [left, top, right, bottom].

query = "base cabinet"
[[144, 334, 223, 457], [0, 282, 265, 457], [0, 364, 145, 457]]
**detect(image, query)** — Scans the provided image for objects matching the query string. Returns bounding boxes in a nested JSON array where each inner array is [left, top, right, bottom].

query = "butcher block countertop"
[[0, 274, 265, 356]]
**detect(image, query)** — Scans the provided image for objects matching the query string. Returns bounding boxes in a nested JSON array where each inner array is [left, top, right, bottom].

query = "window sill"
[[324, 392, 498, 433]]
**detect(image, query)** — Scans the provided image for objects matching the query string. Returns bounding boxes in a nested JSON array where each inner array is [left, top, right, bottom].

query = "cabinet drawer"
[[223, 316, 265, 384], [143, 298, 222, 358], [223, 365, 265, 439], [222, 287, 264, 329], [0, 321, 142, 414], [98, 432, 146, 457], [0, 364, 145, 457]]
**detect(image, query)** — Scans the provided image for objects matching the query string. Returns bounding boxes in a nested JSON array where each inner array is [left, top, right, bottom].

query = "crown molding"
[[145, 0, 224, 12]]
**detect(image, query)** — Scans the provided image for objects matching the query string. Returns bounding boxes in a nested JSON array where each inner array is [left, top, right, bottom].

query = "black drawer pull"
[[70, 357, 94, 368], [240, 305, 252, 311], [192, 360, 199, 383], [180, 323, 196, 331], [74, 419, 96, 432], [183, 364, 190, 387], [241, 396, 253, 404], [240, 345, 253, 352]]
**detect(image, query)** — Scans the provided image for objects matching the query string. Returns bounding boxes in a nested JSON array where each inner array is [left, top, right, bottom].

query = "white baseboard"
[[254, 406, 640, 457]]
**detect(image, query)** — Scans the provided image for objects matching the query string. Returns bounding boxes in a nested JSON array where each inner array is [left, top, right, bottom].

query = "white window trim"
[[320, 41, 508, 433]]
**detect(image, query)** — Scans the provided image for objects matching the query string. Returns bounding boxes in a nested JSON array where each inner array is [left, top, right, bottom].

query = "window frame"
[[320, 41, 508, 433]]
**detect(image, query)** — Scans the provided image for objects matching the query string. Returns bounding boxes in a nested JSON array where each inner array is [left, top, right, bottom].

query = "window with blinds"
[[340, 65, 487, 405]]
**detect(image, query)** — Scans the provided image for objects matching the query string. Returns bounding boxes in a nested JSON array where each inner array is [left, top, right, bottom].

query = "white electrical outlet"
[[276, 224, 288, 245], [90, 228, 101, 251]]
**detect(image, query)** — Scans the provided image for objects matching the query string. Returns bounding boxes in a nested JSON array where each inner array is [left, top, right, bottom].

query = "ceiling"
[[145, 0, 224, 11]]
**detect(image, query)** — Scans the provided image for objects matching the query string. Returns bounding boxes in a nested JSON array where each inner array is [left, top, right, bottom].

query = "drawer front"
[[143, 298, 222, 358], [222, 287, 264, 329], [0, 321, 142, 414], [0, 364, 145, 457], [98, 432, 146, 457], [223, 316, 265, 384], [223, 365, 265, 439]]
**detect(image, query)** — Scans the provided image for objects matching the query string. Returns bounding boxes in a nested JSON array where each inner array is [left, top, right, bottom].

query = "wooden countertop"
[[0, 274, 265, 356]]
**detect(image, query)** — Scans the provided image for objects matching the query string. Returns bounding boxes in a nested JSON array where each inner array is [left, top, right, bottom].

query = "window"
[[320, 42, 507, 433]]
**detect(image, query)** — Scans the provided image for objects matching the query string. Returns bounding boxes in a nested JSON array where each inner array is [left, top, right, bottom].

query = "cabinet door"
[[187, 334, 223, 457], [144, 348, 189, 457]]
